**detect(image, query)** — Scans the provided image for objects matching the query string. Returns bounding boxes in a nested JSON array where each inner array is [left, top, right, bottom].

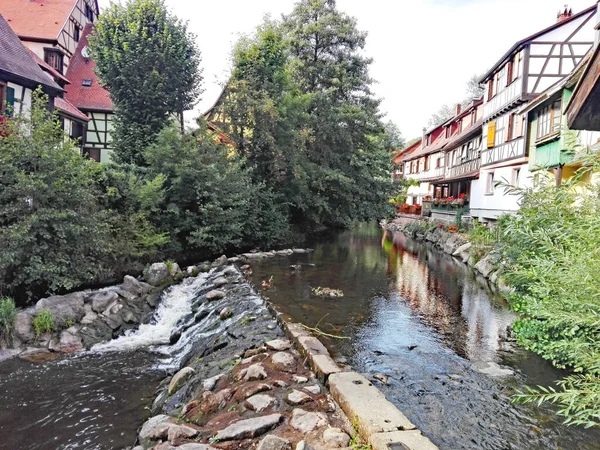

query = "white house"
[[471, 4, 598, 222]]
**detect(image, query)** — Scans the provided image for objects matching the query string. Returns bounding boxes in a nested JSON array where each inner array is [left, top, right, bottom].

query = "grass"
[[32, 309, 55, 338], [0, 297, 17, 344], [350, 416, 371, 450]]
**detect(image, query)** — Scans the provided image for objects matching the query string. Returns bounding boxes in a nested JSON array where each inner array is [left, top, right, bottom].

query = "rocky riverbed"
[[133, 264, 356, 450]]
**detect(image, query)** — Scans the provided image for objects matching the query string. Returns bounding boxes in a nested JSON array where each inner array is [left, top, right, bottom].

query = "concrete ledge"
[[370, 430, 439, 450], [328, 372, 416, 438]]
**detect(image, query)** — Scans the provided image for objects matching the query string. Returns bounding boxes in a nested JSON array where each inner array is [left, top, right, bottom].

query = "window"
[[488, 78, 494, 101], [84, 3, 94, 21], [74, 26, 80, 42], [512, 168, 521, 186], [486, 172, 495, 195], [506, 113, 517, 141], [537, 99, 562, 140], [44, 49, 64, 74], [436, 156, 442, 168], [0, 83, 15, 116], [424, 155, 430, 171], [487, 122, 496, 148], [506, 61, 514, 86]]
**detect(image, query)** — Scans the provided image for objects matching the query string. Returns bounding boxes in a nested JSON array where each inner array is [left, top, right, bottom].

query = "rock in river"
[[214, 414, 283, 441]]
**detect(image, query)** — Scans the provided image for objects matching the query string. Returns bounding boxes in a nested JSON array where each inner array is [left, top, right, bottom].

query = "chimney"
[[455, 103, 462, 116], [557, 4, 573, 22]]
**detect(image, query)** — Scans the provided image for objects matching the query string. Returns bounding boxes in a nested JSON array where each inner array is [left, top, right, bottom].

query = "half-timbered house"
[[392, 138, 421, 183], [524, 55, 600, 187], [566, 6, 600, 132], [430, 100, 483, 223], [404, 123, 449, 206], [471, 4, 598, 221], [0, 13, 62, 116], [64, 24, 114, 162]]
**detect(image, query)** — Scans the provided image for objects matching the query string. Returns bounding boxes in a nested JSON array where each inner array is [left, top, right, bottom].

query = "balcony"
[[483, 79, 524, 122], [531, 138, 572, 169], [446, 158, 481, 180]]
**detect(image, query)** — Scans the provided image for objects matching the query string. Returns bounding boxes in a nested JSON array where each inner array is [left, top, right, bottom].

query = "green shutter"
[[6, 87, 15, 116]]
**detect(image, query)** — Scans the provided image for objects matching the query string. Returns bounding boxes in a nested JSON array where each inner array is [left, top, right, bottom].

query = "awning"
[[431, 172, 480, 185]]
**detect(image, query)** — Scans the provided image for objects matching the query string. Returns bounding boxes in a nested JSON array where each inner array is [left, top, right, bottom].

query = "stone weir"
[[133, 262, 439, 450]]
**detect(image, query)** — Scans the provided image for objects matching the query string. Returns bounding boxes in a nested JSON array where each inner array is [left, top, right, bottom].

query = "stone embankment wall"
[[383, 218, 508, 291]]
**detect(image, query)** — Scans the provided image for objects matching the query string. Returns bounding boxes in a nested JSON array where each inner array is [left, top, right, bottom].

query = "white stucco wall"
[[6, 82, 33, 115], [470, 162, 532, 221]]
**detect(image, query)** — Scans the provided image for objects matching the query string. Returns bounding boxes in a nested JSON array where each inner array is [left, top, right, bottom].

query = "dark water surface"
[[0, 352, 163, 450], [250, 223, 600, 450]]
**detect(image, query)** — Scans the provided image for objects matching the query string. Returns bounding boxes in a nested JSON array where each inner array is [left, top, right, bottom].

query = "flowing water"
[[250, 224, 600, 450], [1, 225, 600, 450], [0, 273, 229, 450]]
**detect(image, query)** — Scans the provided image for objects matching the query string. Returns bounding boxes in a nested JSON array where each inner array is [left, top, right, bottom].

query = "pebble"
[[238, 363, 268, 381], [304, 385, 321, 395], [322, 427, 350, 448], [265, 339, 291, 351], [215, 414, 283, 441], [205, 290, 226, 301], [257, 435, 292, 450], [271, 352, 296, 372], [245, 394, 278, 412], [203, 373, 224, 392], [292, 375, 308, 384]]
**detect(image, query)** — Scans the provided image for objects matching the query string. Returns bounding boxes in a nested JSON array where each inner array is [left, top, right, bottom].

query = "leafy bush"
[[32, 309, 55, 338], [499, 166, 600, 427], [0, 297, 17, 343]]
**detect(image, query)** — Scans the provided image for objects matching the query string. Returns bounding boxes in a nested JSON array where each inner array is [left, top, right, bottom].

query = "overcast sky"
[[97, 0, 595, 139]]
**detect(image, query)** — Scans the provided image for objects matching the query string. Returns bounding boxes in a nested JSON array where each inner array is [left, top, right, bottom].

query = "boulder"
[[474, 255, 496, 278], [265, 339, 291, 351], [322, 428, 350, 448], [213, 255, 228, 267], [13, 309, 36, 343], [139, 414, 175, 441], [122, 275, 153, 296], [286, 390, 313, 406], [35, 292, 86, 328], [290, 409, 328, 433], [245, 394, 277, 412], [186, 266, 199, 276], [271, 352, 296, 372], [257, 435, 292, 450], [168, 367, 195, 396], [214, 414, 283, 441], [168, 262, 182, 277], [144, 263, 170, 286], [167, 423, 198, 443], [452, 243, 472, 263], [58, 327, 84, 353], [88, 291, 119, 314], [205, 290, 226, 302], [237, 363, 267, 382]]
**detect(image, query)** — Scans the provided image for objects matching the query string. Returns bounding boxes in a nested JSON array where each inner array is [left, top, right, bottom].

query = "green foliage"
[[91, 0, 202, 164], [498, 164, 600, 427], [0, 297, 16, 343], [0, 91, 116, 301], [32, 309, 55, 338], [467, 221, 498, 263], [65, 317, 74, 329], [145, 125, 290, 255]]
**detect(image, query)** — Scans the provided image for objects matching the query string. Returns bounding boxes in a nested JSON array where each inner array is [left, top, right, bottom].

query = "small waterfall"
[[91, 273, 210, 354]]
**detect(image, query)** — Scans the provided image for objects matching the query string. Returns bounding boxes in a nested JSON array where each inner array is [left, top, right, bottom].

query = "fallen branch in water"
[[301, 315, 350, 340]]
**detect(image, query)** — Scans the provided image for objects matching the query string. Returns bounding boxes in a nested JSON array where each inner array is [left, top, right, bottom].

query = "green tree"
[[145, 125, 289, 255], [91, 0, 202, 165], [0, 91, 114, 301]]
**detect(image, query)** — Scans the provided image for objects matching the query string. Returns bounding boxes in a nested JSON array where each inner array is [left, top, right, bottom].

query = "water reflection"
[[382, 230, 515, 363], [250, 223, 600, 450]]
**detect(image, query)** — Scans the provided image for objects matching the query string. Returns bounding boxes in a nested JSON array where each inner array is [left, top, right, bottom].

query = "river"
[[0, 224, 599, 449], [250, 223, 600, 450]]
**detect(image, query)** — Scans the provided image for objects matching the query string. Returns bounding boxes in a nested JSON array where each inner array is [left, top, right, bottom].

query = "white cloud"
[[97, 0, 595, 138]]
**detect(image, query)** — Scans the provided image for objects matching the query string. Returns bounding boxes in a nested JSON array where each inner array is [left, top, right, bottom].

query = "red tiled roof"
[[27, 48, 70, 84], [0, 13, 62, 94], [392, 139, 422, 164], [0, 0, 76, 41], [54, 96, 89, 122], [64, 24, 113, 112]]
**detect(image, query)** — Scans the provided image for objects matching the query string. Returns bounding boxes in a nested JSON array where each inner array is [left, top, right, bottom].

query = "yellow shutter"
[[487, 122, 496, 148]]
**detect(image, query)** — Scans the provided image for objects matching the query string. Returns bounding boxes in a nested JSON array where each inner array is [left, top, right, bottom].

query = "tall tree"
[[91, 0, 202, 165]]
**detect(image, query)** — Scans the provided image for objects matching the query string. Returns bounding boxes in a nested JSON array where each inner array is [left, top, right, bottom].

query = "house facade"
[[392, 139, 421, 183], [430, 100, 483, 222], [404, 125, 448, 206], [0, 13, 62, 117], [471, 4, 598, 221], [0, 0, 114, 161]]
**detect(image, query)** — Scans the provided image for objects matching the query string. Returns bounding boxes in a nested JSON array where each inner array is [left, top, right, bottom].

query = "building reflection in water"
[[382, 230, 515, 363]]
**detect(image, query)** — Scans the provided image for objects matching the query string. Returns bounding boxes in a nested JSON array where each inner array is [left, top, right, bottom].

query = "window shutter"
[[487, 122, 496, 148], [6, 87, 15, 116]]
